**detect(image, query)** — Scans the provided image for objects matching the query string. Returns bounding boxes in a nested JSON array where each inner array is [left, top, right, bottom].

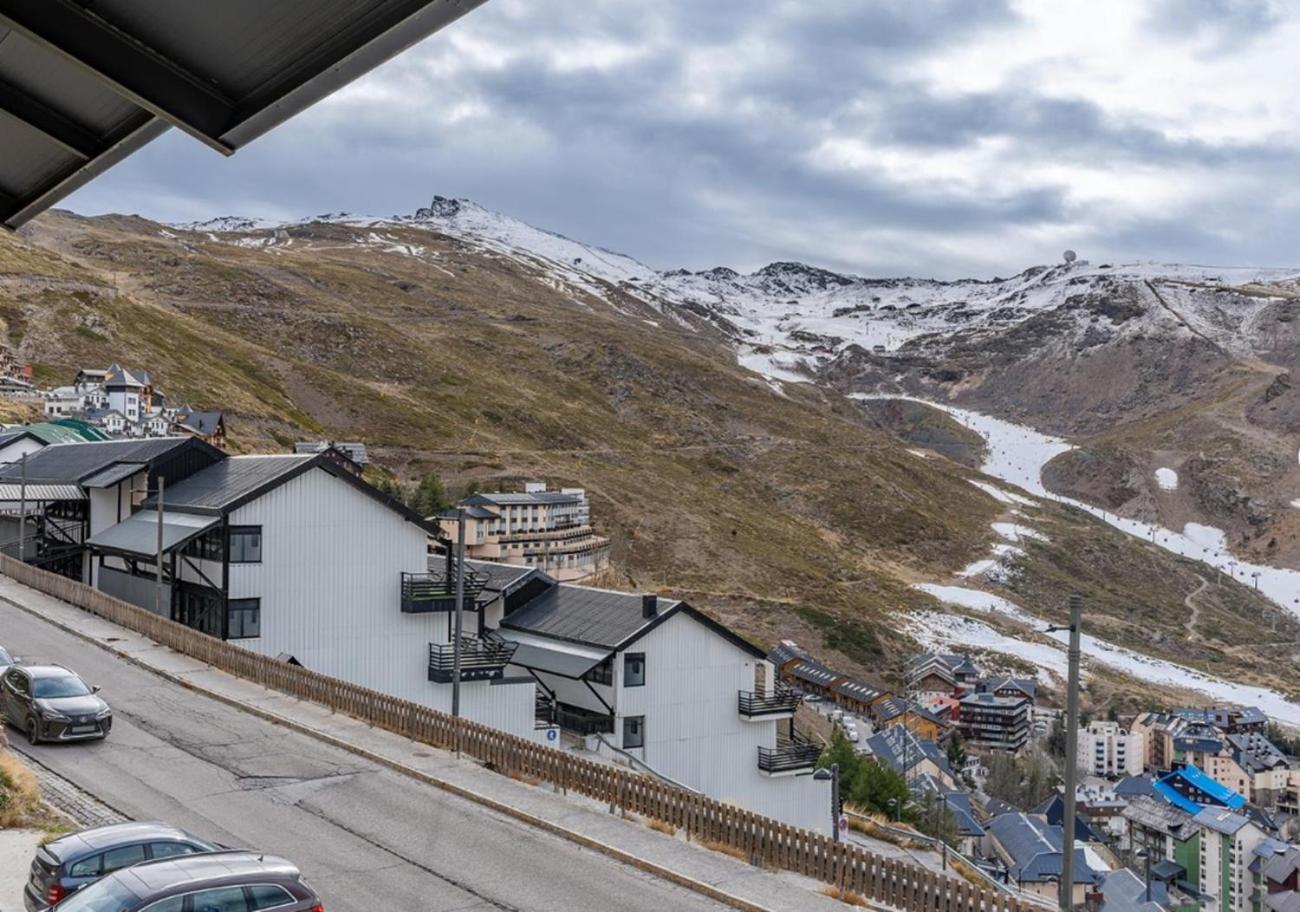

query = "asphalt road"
[[0, 601, 728, 912]]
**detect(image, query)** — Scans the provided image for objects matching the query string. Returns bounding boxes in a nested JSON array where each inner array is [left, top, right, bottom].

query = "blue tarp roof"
[[1154, 764, 1246, 814]]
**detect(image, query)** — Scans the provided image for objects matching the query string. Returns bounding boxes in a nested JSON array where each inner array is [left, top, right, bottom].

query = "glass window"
[[227, 599, 261, 640], [191, 887, 250, 912], [141, 898, 185, 912], [248, 885, 295, 910], [33, 675, 93, 699], [623, 653, 645, 688], [53, 878, 139, 912], [587, 658, 612, 686], [185, 527, 224, 561], [148, 842, 200, 860], [229, 527, 262, 563], [101, 844, 147, 873], [69, 854, 103, 878], [623, 715, 645, 749]]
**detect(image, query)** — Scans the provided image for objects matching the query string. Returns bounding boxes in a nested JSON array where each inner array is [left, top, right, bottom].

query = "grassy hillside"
[[1, 212, 1290, 705]]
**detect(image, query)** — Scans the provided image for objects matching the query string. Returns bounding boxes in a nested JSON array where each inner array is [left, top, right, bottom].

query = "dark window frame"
[[227, 598, 261, 640], [623, 652, 646, 688], [622, 715, 645, 749], [228, 526, 262, 564], [587, 657, 613, 686]]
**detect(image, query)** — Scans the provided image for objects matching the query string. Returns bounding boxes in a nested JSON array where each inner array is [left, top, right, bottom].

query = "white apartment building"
[[84, 452, 538, 740], [493, 581, 831, 832], [1194, 807, 1269, 912], [1078, 720, 1144, 777], [440, 484, 610, 581]]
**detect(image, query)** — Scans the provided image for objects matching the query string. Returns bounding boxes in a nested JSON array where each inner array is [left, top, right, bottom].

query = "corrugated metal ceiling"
[[0, 0, 488, 229]]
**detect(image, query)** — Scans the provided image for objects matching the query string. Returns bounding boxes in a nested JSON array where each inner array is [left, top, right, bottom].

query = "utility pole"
[[1050, 592, 1084, 912], [154, 477, 165, 617], [831, 762, 841, 843], [451, 507, 466, 719], [17, 452, 26, 562]]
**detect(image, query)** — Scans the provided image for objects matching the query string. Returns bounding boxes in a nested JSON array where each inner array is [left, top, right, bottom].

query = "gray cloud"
[[62, 0, 1300, 279]]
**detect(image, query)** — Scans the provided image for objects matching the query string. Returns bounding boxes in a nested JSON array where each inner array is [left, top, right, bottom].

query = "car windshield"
[[52, 877, 139, 912], [32, 675, 91, 699], [0, 647, 11, 666]]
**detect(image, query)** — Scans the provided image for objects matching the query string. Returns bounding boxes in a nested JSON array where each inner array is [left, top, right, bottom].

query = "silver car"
[[46, 851, 323, 912], [1, 664, 112, 744]]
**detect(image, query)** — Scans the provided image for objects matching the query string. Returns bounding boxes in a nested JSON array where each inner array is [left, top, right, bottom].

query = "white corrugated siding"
[[618, 612, 830, 833], [225, 468, 536, 739]]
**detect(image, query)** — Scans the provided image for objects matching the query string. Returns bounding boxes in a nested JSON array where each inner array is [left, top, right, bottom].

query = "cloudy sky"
[[66, 0, 1300, 279]]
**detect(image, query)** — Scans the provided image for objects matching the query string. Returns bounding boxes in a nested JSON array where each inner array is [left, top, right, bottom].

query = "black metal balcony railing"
[[738, 687, 800, 718], [757, 742, 822, 774], [427, 637, 518, 683], [401, 568, 489, 613]]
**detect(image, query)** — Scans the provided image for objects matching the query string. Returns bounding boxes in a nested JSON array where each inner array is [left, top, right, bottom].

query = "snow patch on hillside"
[[860, 395, 1300, 614], [1155, 468, 1179, 491], [912, 584, 1300, 725]]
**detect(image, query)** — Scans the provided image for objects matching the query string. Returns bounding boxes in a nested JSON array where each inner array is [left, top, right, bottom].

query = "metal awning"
[[86, 508, 216, 557], [0, 483, 85, 501], [0, 0, 489, 229], [80, 462, 145, 489], [498, 630, 611, 680]]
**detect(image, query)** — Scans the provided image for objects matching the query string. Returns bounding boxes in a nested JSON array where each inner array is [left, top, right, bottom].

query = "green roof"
[[25, 420, 112, 444]]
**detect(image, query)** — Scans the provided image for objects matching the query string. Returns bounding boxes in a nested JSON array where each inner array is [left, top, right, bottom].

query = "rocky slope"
[[3, 199, 1298, 716]]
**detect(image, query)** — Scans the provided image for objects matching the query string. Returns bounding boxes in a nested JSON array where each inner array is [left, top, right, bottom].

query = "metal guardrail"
[[738, 687, 800, 717], [1, 553, 1037, 912], [427, 637, 517, 682], [757, 741, 821, 773]]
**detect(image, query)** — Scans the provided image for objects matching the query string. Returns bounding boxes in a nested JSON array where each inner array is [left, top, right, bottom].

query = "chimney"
[[642, 594, 658, 619]]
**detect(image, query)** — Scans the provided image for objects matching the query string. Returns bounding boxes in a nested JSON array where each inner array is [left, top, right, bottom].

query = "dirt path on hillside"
[[1184, 574, 1209, 640]]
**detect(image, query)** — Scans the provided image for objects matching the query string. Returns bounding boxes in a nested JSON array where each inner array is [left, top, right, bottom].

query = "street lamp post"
[[1137, 849, 1152, 904], [1048, 593, 1083, 912]]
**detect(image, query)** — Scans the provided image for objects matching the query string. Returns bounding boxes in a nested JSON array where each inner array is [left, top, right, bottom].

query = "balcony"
[[427, 637, 518, 683], [757, 741, 821, 775], [401, 568, 488, 613], [738, 687, 800, 720]]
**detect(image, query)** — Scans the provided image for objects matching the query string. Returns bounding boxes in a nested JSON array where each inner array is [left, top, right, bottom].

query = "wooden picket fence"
[[0, 555, 1026, 912]]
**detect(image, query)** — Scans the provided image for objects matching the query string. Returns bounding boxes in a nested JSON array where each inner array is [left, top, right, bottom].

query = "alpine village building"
[[438, 484, 610, 581], [0, 439, 828, 832]]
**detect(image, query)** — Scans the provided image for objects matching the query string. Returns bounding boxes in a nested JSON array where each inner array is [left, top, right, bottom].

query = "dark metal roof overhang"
[[86, 508, 217, 557], [0, 0, 488, 228], [497, 631, 612, 681]]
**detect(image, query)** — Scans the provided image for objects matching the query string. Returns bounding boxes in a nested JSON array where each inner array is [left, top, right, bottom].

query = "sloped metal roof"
[[144, 454, 314, 512], [0, 436, 206, 484], [0, 0, 488, 228], [500, 585, 683, 651], [86, 508, 216, 556], [0, 482, 84, 501]]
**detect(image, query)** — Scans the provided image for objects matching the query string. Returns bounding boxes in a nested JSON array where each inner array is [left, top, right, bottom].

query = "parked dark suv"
[[45, 851, 323, 912], [24, 822, 217, 911], [0, 664, 112, 744]]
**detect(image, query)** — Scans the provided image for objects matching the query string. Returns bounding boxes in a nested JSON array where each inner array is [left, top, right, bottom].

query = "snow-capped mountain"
[[175, 196, 1300, 391]]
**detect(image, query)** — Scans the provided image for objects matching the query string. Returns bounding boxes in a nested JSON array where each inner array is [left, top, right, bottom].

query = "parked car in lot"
[[0, 664, 112, 745], [24, 822, 218, 912], [45, 851, 323, 912]]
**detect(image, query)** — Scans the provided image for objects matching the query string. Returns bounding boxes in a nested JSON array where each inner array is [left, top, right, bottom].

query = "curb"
[[1, 592, 774, 912]]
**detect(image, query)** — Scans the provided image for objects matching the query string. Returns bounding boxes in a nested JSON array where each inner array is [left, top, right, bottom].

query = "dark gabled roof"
[[0, 1, 488, 229], [500, 585, 764, 658], [987, 813, 1100, 885], [767, 640, 805, 667], [0, 436, 216, 484], [173, 409, 223, 436], [143, 452, 433, 531], [1100, 868, 1169, 912], [1115, 776, 1158, 800], [1033, 792, 1105, 844], [790, 658, 842, 687], [438, 505, 497, 520], [464, 559, 547, 596], [834, 677, 887, 703]]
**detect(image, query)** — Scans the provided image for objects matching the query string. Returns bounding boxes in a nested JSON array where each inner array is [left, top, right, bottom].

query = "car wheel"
[[26, 716, 41, 746]]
